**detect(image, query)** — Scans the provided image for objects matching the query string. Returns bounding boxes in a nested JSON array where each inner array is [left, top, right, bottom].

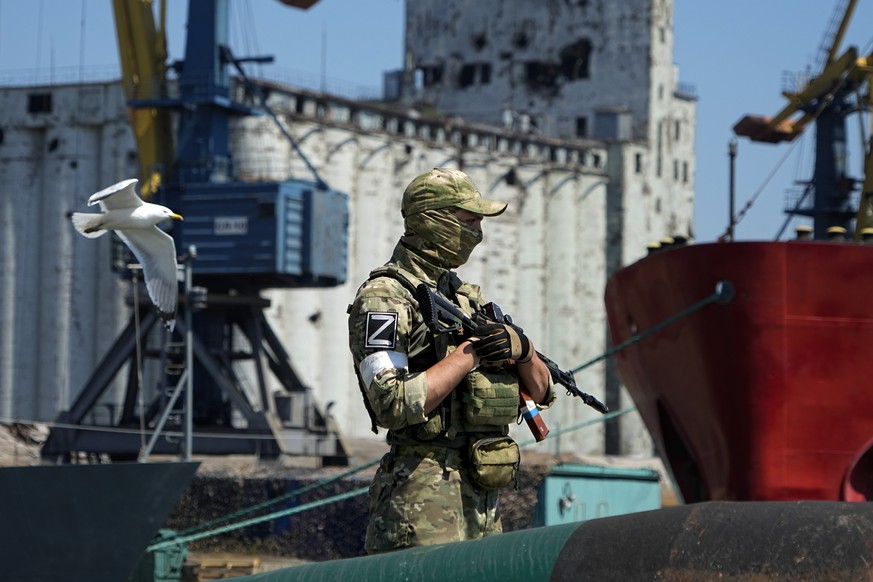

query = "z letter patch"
[[365, 312, 398, 349]]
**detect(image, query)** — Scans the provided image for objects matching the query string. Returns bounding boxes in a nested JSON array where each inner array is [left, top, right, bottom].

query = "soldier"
[[347, 167, 555, 554]]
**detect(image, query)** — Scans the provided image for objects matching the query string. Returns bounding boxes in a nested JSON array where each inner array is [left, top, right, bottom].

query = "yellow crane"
[[112, 0, 174, 199], [733, 0, 873, 237]]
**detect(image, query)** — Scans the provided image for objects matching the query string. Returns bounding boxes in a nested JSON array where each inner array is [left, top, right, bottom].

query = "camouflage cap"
[[401, 168, 508, 218]]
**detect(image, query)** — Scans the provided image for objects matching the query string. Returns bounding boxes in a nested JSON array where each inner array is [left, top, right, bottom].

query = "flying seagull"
[[71, 178, 183, 331]]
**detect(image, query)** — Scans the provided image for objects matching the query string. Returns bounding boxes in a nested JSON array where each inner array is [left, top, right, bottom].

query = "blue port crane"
[[43, 0, 350, 464]]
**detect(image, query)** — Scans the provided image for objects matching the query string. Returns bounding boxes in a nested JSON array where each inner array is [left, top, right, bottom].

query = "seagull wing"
[[89, 178, 143, 211], [115, 226, 179, 330]]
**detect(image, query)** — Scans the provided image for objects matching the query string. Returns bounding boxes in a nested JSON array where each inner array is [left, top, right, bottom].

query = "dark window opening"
[[459, 64, 476, 88], [472, 33, 487, 51], [415, 65, 444, 88], [575, 116, 588, 138], [560, 39, 592, 80], [295, 98, 305, 114], [48, 138, 59, 152], [28, 93, 52, 114], [513, 31, 530, 49], [458, 63, 492, 88], [635, 153, 643, 174], [525, 61, 560, 93]]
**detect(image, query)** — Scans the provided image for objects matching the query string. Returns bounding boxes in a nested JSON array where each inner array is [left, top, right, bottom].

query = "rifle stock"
[[414, 284, 607, 441]]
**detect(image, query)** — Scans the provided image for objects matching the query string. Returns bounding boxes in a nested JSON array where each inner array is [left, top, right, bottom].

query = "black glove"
[[471, 322, 534, 366]]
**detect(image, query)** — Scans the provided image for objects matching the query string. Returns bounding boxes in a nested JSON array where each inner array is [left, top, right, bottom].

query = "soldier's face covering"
[[402, 208, 483, 269]]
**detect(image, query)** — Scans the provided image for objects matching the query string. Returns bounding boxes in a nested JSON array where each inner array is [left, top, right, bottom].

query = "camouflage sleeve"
[[348, 277, 430, 430]]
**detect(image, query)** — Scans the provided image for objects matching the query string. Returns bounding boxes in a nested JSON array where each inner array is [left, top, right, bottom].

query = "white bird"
[[71, 178, 183, 331]]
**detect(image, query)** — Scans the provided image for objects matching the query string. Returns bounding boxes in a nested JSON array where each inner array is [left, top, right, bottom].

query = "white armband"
[[359, 350, 409, 387]]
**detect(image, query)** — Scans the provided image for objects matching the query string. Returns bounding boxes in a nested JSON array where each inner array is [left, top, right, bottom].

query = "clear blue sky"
[[1, 0, 872, 243]]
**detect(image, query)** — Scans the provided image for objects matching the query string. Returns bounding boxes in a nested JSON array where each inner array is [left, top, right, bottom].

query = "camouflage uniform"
[[347, 168, 555, 554]]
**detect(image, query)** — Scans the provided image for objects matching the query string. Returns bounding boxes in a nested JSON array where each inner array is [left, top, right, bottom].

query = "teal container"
[[129, 529, 186, 582], [534, 464, 660, 526]]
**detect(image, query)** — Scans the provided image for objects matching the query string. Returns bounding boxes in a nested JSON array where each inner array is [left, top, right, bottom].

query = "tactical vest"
[[352, 263, 520, 441]]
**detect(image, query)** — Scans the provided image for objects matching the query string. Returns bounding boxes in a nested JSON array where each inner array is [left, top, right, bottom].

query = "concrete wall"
[[0, 83, 136, 421]]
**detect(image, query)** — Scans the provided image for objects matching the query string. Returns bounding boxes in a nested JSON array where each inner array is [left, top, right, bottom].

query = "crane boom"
[[823, 0, 858, 67]]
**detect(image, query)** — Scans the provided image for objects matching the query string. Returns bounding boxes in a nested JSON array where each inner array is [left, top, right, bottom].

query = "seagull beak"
[[171, 213, 183, 221]]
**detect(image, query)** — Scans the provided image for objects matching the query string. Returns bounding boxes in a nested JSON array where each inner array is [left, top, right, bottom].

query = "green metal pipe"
[[236, 501, 873, 581], [237, 522, 580, 582]]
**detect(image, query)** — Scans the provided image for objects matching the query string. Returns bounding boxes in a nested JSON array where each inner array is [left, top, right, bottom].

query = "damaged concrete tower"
[[399, 0, 693, 142]]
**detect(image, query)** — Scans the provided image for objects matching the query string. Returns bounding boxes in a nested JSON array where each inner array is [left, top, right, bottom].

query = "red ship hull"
[[604, 241, 873, 502]]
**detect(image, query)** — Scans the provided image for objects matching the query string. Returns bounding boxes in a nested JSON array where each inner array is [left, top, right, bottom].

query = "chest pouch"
[[462, 368, 520, 428], [468, 435, 520, 491]]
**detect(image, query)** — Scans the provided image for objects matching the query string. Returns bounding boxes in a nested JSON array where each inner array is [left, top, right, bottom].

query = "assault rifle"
[[415, 284, 608, 441]]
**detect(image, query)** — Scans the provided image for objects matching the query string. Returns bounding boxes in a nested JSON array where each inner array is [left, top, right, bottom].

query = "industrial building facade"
[[0, 0, 694, 458]]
